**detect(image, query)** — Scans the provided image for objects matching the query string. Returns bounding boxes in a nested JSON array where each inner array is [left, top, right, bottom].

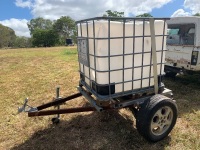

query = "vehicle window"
[[188, 28, 195, 34], [168, 29, 179, 35], [167, 24, 195, 46], [186, 28, 195, 45], [167, 28, 180, 45]]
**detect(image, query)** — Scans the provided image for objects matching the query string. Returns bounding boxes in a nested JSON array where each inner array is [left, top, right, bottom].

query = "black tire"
[[136, 94, 178, 142]]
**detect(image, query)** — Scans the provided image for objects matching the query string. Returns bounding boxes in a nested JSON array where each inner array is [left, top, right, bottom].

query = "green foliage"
[[53, 16, 76, 45], [0, 24, 16, 48], [14, 36, 32, 48], [28, 16, 77, 46], [27, 17, 53, 35], [136, 13, 153, 17], [103, 10, 124, 17], [32, 29, 59, 47], [193, 13, 200, 16], [1, 16, 77, 48]]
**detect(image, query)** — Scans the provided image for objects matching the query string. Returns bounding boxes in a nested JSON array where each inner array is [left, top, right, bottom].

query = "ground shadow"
[[11, 74, 200, 150], [12, 110, 171, 150], [164, 73, 200, 115]]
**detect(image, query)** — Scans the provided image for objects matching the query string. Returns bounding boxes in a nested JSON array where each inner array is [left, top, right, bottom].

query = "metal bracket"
[[18, 98, 38, 113], [54, 87, 61, 119], [77, 86, 103, 112], [161, 88, 173, 99]]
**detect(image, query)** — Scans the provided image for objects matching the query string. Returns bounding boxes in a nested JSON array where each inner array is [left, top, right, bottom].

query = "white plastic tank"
[[77, 19, 167, 94]]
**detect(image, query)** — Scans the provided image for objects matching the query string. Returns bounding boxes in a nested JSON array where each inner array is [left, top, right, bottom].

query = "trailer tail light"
[[191, 51, 199, 65]]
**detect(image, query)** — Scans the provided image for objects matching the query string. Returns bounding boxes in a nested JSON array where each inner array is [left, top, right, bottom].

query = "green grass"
[[0, 47, 200, 150]]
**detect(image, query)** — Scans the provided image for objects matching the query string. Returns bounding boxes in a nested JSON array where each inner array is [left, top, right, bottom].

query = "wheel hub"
[[151, 106, 173, 136]]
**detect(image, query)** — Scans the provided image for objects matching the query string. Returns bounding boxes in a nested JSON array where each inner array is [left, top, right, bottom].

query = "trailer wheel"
[[136, 94, 177, 142]]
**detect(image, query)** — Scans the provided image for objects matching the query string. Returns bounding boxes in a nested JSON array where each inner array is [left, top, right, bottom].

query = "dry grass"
[[0, 47, 200, 150]]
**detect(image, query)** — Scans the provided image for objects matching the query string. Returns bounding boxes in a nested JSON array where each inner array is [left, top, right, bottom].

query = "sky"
[[0, 0, 199, 37]]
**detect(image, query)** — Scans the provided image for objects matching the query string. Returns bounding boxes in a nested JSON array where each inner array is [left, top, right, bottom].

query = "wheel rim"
[[150, 106, 173, 136]]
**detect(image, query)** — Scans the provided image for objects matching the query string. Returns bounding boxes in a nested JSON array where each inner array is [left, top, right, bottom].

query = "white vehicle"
[[165, 16, 200, 76]]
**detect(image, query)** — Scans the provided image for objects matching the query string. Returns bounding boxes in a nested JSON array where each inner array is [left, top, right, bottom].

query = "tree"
[[136, 13, 153, 17], [103, 10, 124, 17], [14, 36, 32, 48], [53, 16, 76, 45], [27, 17, 53, 35], [193, 13, 200, 16], [32, 29, 59, 47], [0, 24, 16, 48]]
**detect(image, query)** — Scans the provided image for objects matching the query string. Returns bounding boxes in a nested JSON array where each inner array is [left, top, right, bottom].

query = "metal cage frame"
[[76, 17, 169, 101]]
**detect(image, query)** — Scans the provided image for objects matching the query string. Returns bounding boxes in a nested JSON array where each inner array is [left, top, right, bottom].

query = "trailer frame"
[[18, 17, 178, 142]]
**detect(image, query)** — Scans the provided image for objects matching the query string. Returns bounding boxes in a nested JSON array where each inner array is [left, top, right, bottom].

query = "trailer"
[[18, 17, 178, 142], [165, 16, 200, 76]]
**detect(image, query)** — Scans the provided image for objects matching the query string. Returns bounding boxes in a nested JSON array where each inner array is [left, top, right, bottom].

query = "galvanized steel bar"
[[122, 19, 125, 94], [76, 17, 170, 24], [149, 18, 159, 94], [160, 19, 167, 75], [108, 18, 111, 98], [140, 19, 145, 89], [93, 20, 97, 85], [132, 19, 135, 91], [77, 86, 103, 112], [86, 21, 91, 88], [77, 34, 167, 40]]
